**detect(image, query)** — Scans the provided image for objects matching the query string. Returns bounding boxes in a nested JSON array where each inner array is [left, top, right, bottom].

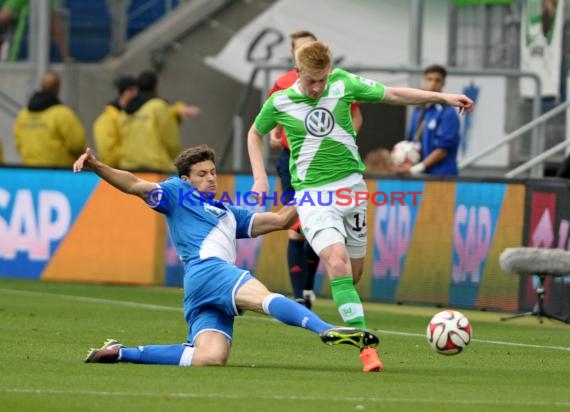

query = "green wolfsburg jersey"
[[254, 68, 385, 190]]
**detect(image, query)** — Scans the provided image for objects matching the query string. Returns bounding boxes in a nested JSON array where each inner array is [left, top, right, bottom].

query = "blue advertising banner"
[[450, 182, 506, 307], [0, 169, 99, 278], [371, 179, 425, 301]]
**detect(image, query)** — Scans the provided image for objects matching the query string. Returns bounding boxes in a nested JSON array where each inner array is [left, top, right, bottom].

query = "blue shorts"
[[183, 258, 254, 344]]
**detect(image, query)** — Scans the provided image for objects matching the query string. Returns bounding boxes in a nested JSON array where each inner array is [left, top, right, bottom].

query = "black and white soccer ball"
[[426, 310, 472, 355]]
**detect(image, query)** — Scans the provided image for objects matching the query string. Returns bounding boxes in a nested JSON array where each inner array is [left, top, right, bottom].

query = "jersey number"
[[353, 214, 366, 232]]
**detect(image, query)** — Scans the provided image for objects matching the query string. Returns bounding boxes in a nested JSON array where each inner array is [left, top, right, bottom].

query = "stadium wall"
[[1, 167, 569, 316]]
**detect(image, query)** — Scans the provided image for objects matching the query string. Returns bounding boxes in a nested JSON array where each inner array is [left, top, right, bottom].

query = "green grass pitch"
[[1, 278, 569, 412]]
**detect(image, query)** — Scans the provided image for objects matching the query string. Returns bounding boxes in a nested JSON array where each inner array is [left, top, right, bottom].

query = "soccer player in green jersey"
[[247, 41, 474, 372]]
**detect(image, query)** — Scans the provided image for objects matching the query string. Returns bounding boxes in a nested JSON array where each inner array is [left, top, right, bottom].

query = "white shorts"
[[295, 176, 368, 258]]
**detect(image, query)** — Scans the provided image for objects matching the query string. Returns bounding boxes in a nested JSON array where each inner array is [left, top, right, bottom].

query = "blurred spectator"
[[541, 0, 557, 39], [14, 71, 87, 166], [364, 148, 394, 174], [0, 0, 71, 61], [119, 70, 201, 172], [0, 135, 4, 164], [396, 64, 461, 176], [92, 75, 138, 167]]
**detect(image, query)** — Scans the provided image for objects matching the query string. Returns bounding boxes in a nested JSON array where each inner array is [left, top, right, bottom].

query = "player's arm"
[[382, 87, 474, 113], [422, 149, 448, 168], [73, 148, 156, 202], [170, 101, 201, 123], [250, 205, 298, 237], [247, 125, 270, 195]]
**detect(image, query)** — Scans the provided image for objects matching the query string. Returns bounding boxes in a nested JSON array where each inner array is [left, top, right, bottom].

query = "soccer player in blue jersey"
[[74, 145, 379, 369]]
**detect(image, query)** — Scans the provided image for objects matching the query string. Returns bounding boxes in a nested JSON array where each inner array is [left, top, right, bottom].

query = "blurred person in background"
[[92, 75, 138, 167], [0, 0, 71, 61], [364, 147, 394, 174], [0, 135, 4, 164], [396, 64, 461, 176], [119, 70, 201, 172], [14, 71, 86, 166], [269, 30, 363, 309], [75, 144, 379, 369]]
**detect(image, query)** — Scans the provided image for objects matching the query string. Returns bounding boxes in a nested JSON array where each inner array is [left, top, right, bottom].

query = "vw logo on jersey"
[[305, 107, 335, 137]]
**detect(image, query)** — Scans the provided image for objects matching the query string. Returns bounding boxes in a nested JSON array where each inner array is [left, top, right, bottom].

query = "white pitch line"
[[1, 287, 569, 352], [1, 388, 569, 407], [375, 329, 570, 351], [0, 287, 180, 312]]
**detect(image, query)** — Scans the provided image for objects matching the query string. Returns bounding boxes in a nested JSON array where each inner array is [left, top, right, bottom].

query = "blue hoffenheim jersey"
[[407, 104, 460, 176], [153, 177, 256, 267]]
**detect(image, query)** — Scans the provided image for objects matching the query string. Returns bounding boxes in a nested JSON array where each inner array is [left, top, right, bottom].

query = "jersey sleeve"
[[153, 178, 179, 215], [342, 69, 385, 103], [228, 206, 256, 239], [253, 94, 279, 135]]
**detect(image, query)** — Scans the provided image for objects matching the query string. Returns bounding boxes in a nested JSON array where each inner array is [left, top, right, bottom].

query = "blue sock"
[[120, 344, 188, 365], [262, 293, 333, 334], [288, 239, 305, 299]]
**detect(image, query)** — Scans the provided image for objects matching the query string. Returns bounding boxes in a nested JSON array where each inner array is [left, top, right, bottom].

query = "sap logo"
[[373, 204, 412, 280], [452, 205, 492, 284], [0, 189, 71, 260]]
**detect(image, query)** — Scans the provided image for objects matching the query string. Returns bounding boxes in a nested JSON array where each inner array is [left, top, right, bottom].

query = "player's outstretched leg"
[[360, 347, 384, 372], [321, 328, 384, 372], [84, 339, 123, 363], [319, 327, 379, 348], [263, 294, 382, 371], [320, 327, 383, 372], [85, 339, 194, 366], [329, 275, 384, 372], [262, 293, 333, 333]]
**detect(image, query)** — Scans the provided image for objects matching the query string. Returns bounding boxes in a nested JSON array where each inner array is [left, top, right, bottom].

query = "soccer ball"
[[426, 310, 472, 355], [390, 141, 421, 166]]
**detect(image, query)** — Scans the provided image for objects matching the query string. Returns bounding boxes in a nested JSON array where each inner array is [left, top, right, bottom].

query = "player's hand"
[[445, 94, 474, 114], [73, 148, 97, 173], [393, 163, 412, 176], [178, 104, 202, 119], [251, 180, 269, 201]]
